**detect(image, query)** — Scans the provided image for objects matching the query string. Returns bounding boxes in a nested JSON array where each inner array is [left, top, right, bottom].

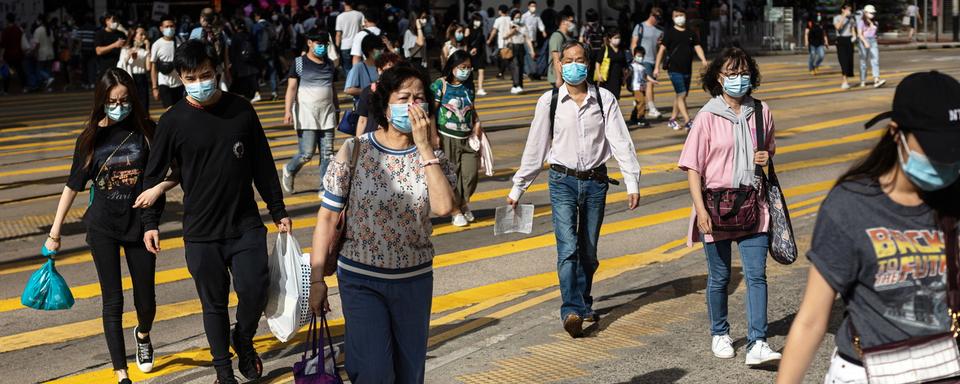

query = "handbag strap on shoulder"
[[942, 216, 960, 319], [339, 138, 363, 214]]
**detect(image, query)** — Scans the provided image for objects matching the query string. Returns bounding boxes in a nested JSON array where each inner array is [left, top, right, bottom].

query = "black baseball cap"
[[865, 71, 960, 163]]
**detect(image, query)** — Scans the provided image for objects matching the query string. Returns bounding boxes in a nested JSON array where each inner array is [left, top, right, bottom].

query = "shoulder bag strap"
[[753, 98, 765, 178], [548, 87, 559, 138], [339, 138, 363, 214], [594, 83, 605, 123], [942, 215, 960, 321]]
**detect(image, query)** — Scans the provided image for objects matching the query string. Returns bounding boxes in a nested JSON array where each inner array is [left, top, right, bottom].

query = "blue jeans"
[[668, 71, 692, 95], [858, 37, 880, 82], [548, 169, 608, 320], [808, 45, 825, 71], [340, 49, 353, 75], [263, 54, 278, 93], [703, 233, 769, 348], [284, 129, 334, 191], [338, 269, 433, 384]]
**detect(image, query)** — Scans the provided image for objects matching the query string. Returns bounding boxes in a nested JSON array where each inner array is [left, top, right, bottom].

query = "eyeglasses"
[[720, 71, 750, 77]]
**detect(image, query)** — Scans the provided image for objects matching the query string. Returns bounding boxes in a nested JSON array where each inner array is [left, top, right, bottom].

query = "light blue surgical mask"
[[185, 79, 217, 102], [104, 103, 131, 122], [561, 62, 588, 85], [454, 68, 472, 81], [389, 102, 431, 133], [898, 132, 960, 191], [455, 32, 464, 42], [313, 43, 327, 58], [634, 55, 644, 63], [162, 27, 175, 38], [722, 74, 751, 97]]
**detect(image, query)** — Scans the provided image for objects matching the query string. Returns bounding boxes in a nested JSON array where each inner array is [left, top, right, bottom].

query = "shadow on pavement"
[[617, 367, 687, 383]]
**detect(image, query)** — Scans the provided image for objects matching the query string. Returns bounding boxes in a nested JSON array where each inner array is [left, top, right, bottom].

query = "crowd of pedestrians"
[[15, 1, 960, 384]]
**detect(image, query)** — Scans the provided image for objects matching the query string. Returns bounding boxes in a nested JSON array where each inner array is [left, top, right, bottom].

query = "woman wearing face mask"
[[441, 23, 468, 69], [776, 71, 960, 384], [402, 14, 427, 68], [467, 13, 489, 95], [118, 26, 152, 111], [45, 68, 177, 384], [281, 27, 340, 195], [309, 65, 456, 383], [355, 52, 404, 136], [433, 50, 483, 227], [857, 5, 886, 88], [679, 47, 782, 366], [595, 30, 628, 100]]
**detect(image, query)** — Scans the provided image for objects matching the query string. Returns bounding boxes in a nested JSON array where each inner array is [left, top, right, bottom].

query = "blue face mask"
[[561, 62, 588, 85], [389, 102, 430, 133], [722, 74, 751, 97], [162, 27, 175, 38], [185, 79, 217, 102], [898, 132, 960, 191], [454, 68, 472, 81], [313, 44, 327, 57], [455, 32, 464, 41], [104, 103, 131, 122]]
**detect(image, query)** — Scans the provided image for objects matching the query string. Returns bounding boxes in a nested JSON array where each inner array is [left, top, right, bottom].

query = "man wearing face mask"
[[655, 7, 708, 131], [508, 41, 641, 338], [94, 13, 127, 78], [142, 40, 291, 384], [631, 7, 664, 119], [150, 16, 184, 108], [350, 9, 383, 65], [335, 0, 363, 73], [521, 1, 546, 79], [546, 10, 575, 88]]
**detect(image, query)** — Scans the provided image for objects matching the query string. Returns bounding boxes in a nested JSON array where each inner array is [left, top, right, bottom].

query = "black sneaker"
[[231, 328, 262, 380], [133, 326, 154, 373], [213, 366, 239, 384], [119, 379, 133, 384], [637, 118, 651, 128]]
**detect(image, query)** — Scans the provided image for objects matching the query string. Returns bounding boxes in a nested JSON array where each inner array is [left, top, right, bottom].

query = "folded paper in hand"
[[494, 204, 534, 236]]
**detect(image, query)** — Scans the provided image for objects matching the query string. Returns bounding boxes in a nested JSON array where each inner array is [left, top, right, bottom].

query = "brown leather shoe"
[[563, 313, 583, 338]]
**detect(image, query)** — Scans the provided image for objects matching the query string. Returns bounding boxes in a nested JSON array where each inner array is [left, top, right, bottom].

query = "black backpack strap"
[[548, 87, 559, 138], [754, 98, 765, 177], [594, 83, 605, 123]]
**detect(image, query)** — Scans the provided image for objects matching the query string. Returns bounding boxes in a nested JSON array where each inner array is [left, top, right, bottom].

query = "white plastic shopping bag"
[[266, 233, 312, 342]]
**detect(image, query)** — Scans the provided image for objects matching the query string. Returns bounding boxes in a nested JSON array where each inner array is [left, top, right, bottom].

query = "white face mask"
[[473, 20, 482, 28], [673, 16, 686, 26]]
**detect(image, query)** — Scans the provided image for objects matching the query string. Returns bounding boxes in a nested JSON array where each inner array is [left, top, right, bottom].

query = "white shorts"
[[823, 348, 868, 384]]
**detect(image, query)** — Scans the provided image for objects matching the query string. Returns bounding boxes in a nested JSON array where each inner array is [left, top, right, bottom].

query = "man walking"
[[0, 13, 25, 95], [150, 16, 184, 108], [654, 8, 708, 131], [252, 10, 278, 101], [335, 0, 363, 73], [350, 9, 382, 66], [547, 10, 575, 88], [142, 40, 290, 384], [508, 41, 641, 338], [521, 1, 546, 79], [94, 13, 127, 78], [630, 7, 664, 119]]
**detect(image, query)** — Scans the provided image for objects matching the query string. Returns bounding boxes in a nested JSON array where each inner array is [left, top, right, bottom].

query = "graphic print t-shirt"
[[808, 179, 954, 361], [67, 119, 148, 241], [431, 79, 475, 139]]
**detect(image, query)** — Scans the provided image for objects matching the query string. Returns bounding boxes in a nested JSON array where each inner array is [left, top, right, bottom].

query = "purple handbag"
[[293, 313, 343, 384]]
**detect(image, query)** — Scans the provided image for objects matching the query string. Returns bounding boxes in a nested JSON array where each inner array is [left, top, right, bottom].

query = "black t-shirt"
[[355, 85, 380, 133], [808, 179, 955, 361], [808, 24, 826, 47], [142, 92, 288, 241], [67, 119, 149, 242], [95, 29, 126, 73], [661, 27, 699, 74]]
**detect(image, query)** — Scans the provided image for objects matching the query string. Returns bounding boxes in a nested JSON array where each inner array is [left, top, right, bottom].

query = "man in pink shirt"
[[508, 41, 641, 338]]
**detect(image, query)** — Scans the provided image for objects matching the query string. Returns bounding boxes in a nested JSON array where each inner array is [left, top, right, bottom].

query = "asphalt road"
[[1, 48, 959, 384]]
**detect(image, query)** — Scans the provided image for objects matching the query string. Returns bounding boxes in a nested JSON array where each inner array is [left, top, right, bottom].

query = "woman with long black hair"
[[777, 71, 960, 383], [43, 68, 177, 384]]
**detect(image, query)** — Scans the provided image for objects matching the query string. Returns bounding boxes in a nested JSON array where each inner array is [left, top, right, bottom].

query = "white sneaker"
[[452, 214, 469, 227], [509, 87, 522, 94], [860, 81, 866, 88], [712, 335, 735, 359], [281, 168, 294, 194], [463, 208, 475, 222], [476, 89, 487, 96], [874, 79, 887, 88], [841, 82, 851, 90], [646, 106, 662, 119], [745, 341, 782, 366], [251, 92, 262, 103]]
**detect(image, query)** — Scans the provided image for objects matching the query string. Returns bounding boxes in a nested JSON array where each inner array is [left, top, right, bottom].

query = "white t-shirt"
[[350, 26, 381, 58], [906, 5, 919, 17], [150, 38, 182, 87], [335, 10, 364, 50], [33, 26, 54, 61], [520, 12, 544, 41], [403, 30, 424, 59], [493, 16, 523, 48]]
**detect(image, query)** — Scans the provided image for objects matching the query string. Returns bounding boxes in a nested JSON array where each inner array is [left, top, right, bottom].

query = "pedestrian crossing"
[[1, 54, 958, 383]]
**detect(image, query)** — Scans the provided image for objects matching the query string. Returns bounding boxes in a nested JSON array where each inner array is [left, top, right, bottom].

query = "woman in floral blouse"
[[309, 66, 456, 383]]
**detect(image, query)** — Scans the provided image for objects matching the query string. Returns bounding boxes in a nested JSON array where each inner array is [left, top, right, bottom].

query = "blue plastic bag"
[[20, 245, 75, 310]]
